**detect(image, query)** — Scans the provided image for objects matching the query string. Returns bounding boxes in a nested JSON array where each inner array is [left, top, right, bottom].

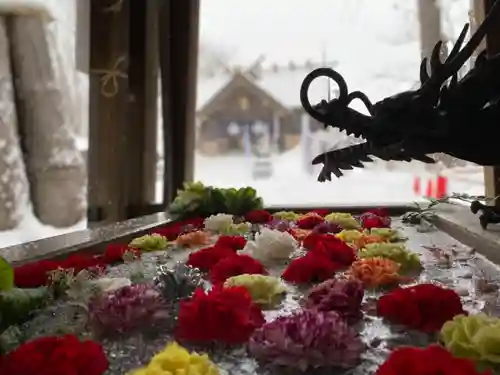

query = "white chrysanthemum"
[[203, 213, 234, 232], [244, 227, 298, 264]]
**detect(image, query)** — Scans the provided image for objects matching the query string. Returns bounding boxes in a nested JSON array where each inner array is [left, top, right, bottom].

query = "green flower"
[[129, 234, 169, 251], [324, 212, 361, 229], [224, 274, 286, 307], [0, 257, 13, 291], [366, 228, 405, 242], [441, 314, 500, 365], [336, 229, 364, 243], [359, 243, 421, 272], [273, 211, 300, 221], [221, 222, 251, 235]]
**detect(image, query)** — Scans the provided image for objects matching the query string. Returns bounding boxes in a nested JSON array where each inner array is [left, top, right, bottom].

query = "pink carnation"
[[305, 278, 364, 324], [248, 310, 364, 371], [89, 284, 170, 337]]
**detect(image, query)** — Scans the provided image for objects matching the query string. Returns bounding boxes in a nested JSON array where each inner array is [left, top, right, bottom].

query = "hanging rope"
[[102, 0, 124, 13], [91, 56, 128, 98]]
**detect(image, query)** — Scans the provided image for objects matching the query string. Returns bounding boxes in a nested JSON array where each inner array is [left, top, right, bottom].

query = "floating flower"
[[441, 313, 500, 365], [245, 209, 272, 224], [215, 235, 247, 250], [359, 212, 391, 229], [102, 243, 141, 263], [273, 211, 301, 221], [209, 254, 267, 284], [154, 263, 204, 301], [203, 214, 234, 232], [224, 274, 286, 307], [351, 234, 386, 250], [296, 212, 324, 229], [377, 283, 465, 333], [282, 253, 341, 284], [348, 258, 403, 288], [290, 228, 312, 241], [367, 227, 404, 242], [324, 213, 361, 229], [312, 221, 342, 234], [130, 342, 220, 375], [359, 243, 421, 273], [152, 218, 204, 241], [224, 221, 252, 234], [176, 230, 211, 247], [305, 278, 364, 324], [0, 334, 109, 375], [304, 233, 356, 267], [89, 283, 170, 336], [311, 209, 330, 217], [243, 227, 298, 264], [248, 310, 364, 371], [336, 229, 364, 243], [375, 345, 491, 375], [266, 219, 292, 232], [186, 245, 236, 271], [91, 277, 132, 293], [129, 234, 169, 252], [176, 286, 265, 344]]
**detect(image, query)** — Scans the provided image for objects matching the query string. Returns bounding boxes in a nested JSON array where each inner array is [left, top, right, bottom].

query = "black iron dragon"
[[300, 0, 500, 182]]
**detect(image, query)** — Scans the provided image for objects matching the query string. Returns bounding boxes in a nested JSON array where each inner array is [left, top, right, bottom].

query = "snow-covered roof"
[[196, 62, 340, 111]]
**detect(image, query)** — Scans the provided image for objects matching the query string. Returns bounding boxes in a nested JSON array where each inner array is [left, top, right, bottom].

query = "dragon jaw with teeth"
[[300, 0, 500, 181]]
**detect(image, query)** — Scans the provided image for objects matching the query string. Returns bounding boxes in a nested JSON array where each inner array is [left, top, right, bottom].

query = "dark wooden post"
[[159, 0, 200, 204], [88, 0, 131, 225], [126, 0, 160, 217], [482, 0, 500, 205]]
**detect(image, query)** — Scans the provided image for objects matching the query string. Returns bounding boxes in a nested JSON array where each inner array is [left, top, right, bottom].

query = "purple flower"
[[265, 219, 291, 232], [312, 221, 342, 234], [304, 278, 364, 324], [248, 310, 364, 371], [89, 283, 170, 336]]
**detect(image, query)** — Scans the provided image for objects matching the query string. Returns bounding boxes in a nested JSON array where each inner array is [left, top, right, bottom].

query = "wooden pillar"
[[126, 0, 160, 217], [87, 0, 131, 225], [481, 0, 500, 204], [159, 0, 200, 204]]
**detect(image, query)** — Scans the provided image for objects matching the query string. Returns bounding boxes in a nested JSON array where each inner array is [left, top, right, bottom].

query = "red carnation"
[[102, 244, 140, 263], [296, 214, 324, 229], [304, 233, 356, 266], [245, 210, 272, 224], [359, 212, 391, 229], [176, 286, 265, 344], [282, 253, 342, 284], [366, 208, 389, 218], [209, 254, 267, 284], [377, 283, 465, 333], [375, 345, 491, 375], [0, 334, 109, 375], [311, 209, 329, 217], [187, 245, 236, 271], [152, 217, 203, 240], [14, 260, 58, 288], [215, 235, 247, 250]]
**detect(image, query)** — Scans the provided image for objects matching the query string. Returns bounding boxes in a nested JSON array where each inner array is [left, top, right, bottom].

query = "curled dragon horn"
[[420, 0, 500, 99]]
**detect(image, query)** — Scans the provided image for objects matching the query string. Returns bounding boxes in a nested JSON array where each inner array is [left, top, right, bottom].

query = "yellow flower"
[[129, 234, 169, 252], [441, 314, 500, 364], [366, 228, 404, 242], [324, 213, 360, 229], [273, 211, 300, 221], [336, 230, 364, 243], [224, 274, 286, 307], [130, 342, 220, 375]]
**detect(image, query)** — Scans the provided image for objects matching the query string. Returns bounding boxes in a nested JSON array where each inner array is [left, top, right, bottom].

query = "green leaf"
[[0, 257, 13, 291]]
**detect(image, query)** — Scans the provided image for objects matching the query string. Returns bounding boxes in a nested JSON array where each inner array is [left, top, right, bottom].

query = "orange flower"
[[348, 257, 401, 288], [176, 230, 211, 247], [291, 229, 312, 241], [352, 234, 386, 249]]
